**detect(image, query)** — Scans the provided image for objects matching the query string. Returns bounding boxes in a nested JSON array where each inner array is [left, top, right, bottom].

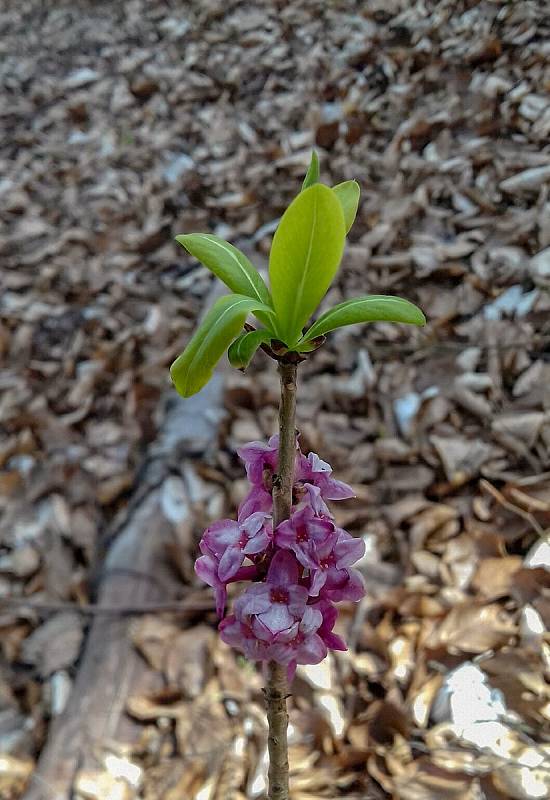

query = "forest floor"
[[1, 1, 550, 798]]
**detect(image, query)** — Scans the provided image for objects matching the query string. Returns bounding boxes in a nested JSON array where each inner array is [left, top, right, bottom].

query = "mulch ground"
[[1, 1, 549, 798]]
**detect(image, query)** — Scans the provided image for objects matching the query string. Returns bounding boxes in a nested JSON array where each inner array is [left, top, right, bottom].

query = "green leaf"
[[301, 295, 426, 341], [268, 184, 346, 346], [170, 294, 273, 397], [228, 329, 272, 369], [332, 180, 360, 234], [301, 150, 320, 191], [175, 233, 271, 305]]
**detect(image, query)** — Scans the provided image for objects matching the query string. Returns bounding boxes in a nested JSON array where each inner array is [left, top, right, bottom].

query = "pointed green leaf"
[[301, 150, 320, 191], [170, 294, 273, 397], [301, 295, 426, 341], [175, 233, 271, 305], [332, 180, 360, 234], [228, 329, 272, 369], [269, 184, 346, 346]]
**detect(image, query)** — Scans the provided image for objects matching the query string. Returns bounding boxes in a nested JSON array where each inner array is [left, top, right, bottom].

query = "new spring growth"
[[170, 150, 426, 399], [170, 151, 426, 676], [197, 436, 365, 679]]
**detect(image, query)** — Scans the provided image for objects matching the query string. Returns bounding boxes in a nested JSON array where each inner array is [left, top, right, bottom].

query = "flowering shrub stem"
[[266, 660, 290, 800], [266, 361, 297, 800], [174, 153, 425, 800], [273, 362, 298, 527]]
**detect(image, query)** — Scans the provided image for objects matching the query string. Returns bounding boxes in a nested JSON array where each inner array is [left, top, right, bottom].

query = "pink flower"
[[202, 512, 272, 582], [195, 550, 227, 618], [309, 529, 366, 597], [319, 565, 365, 603], [301, 483, 332, 517], [275, 505, 336, 571], [219, 614, 273, 662], [237, 434, 280, 487], [316, 600, 347, 651], [235, 550, 308, 642], [195, 437, 366, 674], [269, 605, 327, 679], [297, 451, 355, 501], [236, 436, 280, 518], [238, 485, 273, 520], [195, 546, 258, 618]]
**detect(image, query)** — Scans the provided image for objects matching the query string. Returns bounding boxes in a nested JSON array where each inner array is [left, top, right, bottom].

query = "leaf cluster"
[[171, 153, 425, 397]]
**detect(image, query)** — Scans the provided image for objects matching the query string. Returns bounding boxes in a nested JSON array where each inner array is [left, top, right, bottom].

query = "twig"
[[265, 360, 297, 800], [480, 478, 545, 537], [0, 596, 212, 617]]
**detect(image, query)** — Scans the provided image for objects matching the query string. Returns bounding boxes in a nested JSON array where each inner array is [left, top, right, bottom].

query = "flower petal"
[[303, 483, 332, 517], [195, 554, 219, 588], [320, 476, 355, 500], [309, 568, 328, 597], [296, 633, 327, 666], [334, 531, 366, 568], [267, 550, 301, 587], [238, 486, 272, 520], [218, 545, 244, 582], [257, 603, 295, 635], [287, 584, 309, 616], [300, 605, 323, 635], [236, 583, 271, 616]]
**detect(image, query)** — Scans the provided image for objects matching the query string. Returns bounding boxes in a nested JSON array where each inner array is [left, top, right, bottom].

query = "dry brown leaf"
[[425, 604, 516, 653], [471, 557, 522, 599]]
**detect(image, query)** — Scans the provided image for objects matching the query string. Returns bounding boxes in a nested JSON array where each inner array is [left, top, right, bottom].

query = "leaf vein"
[[204, 236, 262, 302]]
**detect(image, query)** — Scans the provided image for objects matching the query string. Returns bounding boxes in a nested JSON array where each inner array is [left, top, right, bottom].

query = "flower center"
[[319, 554, 335, 570], [270, 587, 289, 604], [295, 524, 309, 543]]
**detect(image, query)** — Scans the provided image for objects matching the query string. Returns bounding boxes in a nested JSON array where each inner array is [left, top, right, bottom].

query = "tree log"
[[23, 375, 225, 800]]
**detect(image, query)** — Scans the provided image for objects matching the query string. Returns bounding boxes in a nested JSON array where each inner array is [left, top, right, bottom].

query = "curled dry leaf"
[[425, 604, 516, 653]]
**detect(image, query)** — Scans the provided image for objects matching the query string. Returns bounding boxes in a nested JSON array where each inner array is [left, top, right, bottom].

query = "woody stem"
[[266, 360, 297, 800]]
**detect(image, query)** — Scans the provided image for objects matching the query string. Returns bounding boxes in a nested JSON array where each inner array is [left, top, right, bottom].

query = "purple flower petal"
[[202, 519, 240, 555], [295, 633, 327, 666], [241, 511, 269, 533], [322, 630, 347, 651], [242, 531, 270, 555], [299, 452, 355, 501], [218, 615, 243, 647], [218, 545, 244, 582], [257, 603, 295, 636], [334, 530, 366, 568], [287, 584, 309, 616], [236, 583, 271, 616], [272, 621, 300, 644], [316, 600, 348, 651], [302, 483, 332, 517], [300, 605, 323, 636], [309, 568, 328, 597], [214, 586, 227, 618], [238, 486, 272, 520], [275, 506, 335, 570], [237, 440, 277, 485], [320, 476, 355, 500], [322, 567, 365, 602], [195, 553, 219, 588], [266, 550, 300, 587]]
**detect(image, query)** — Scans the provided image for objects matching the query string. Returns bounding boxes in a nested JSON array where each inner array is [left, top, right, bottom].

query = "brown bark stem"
[[266, 360, 297, 800]]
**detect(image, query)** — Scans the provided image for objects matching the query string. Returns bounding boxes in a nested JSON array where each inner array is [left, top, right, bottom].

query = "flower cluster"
[[195, 436, 365, 678]]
